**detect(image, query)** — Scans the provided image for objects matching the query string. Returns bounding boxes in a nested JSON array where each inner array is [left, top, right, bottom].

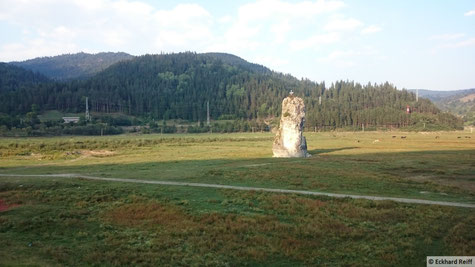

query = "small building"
[[63, 117, 80, 123]]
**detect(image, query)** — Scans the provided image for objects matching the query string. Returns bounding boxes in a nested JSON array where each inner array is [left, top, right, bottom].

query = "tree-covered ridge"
[[0, 52, 463, 131], [306, 81, 446, 129], [0, 63, 50, 92], [79, 52, 293, 120], [203, 52, 272, 74], [10, 52, 134, 80]]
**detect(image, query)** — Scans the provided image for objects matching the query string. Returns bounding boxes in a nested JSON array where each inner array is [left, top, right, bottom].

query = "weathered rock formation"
[[272, 94, 311, 158]]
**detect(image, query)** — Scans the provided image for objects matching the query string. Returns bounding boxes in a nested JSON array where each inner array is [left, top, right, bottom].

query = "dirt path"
[[1, 173, 474, 208]]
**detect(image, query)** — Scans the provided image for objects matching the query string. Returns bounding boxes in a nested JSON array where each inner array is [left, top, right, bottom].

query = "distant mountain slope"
[[436, 89, 475, 125], [0, 52, 463, 129], [410, 89, 475, 125], [203, 52, 271, 74], [409, 88, 475, 101], [10, 52, 134, 80]]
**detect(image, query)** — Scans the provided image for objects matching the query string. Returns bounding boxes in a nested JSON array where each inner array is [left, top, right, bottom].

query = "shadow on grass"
[[307, 147, 358, 155], [0, 148, 474, 203]]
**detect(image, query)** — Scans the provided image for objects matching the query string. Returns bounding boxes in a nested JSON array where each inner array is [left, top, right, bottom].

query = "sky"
[[0, 0, 474, 91]]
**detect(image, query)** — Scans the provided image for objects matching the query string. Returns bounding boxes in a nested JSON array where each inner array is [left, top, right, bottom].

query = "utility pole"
[[206, 100, 210, 126], [416, 89, 419, 102], [85, 97, 90, 122]]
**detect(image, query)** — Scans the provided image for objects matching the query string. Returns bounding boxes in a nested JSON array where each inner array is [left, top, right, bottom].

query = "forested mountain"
[[0, 52, 463, 131], [10, 52, 133, 80]]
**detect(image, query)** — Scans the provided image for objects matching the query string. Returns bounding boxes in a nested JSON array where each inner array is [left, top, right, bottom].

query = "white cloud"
[[322, 50, 356, 61], [103, 28, 130, 46], [72, 0, 107, 11], [324, 17, 363, 31], [271, 19, 291, 44], [444, 38, 475, 48], [464, 10, 475, 16], [319, 50, 356, 67], [318, 47, 379, 67], [361, 25, 382, 34], [0, 0, 380, 64], [237, 0, 345, 22], [1, 39, 79, 62], [208, 0, 346, 54], [430, 33, 465, 40], [290, 32, 341, 50], [207, 19, 262, 53], [36, 26, 77, 42], [252, 55, 289, 71], [218, 15, 233, 24], [430, 37, 475, 54], [1, 0, 348, 60], [151, 4, 213, 50], [0, 0, 214, 61]]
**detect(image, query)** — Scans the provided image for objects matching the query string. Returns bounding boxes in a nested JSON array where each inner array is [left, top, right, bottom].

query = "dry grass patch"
[[104, 202, 193, 228], [102, 200, 306, 263], [81, 150, 115, 157]]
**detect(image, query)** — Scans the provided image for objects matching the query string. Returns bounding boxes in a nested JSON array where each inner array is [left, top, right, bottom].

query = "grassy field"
[[1, 131, 474, 265], [37, 110, 83, 122]]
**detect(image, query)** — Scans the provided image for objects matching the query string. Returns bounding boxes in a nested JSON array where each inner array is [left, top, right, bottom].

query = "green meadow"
[[1, 131, 474, 265]]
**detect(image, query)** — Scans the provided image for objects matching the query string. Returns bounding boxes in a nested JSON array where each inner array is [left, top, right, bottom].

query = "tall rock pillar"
[[272, 93, 311, 158]]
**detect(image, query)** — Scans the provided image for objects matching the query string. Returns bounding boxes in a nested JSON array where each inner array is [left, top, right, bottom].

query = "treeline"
[[0, 120, 123, 137], [144, 119, 270, 134], [0, 52, 463, 132], [0, 110, 123, 137], [0, 106, 272, 136]]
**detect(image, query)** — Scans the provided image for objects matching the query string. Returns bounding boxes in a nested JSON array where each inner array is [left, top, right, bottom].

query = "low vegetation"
[[1, 131, 473, 202], [0, 178, 473, 265], [0, 131, 474, 265]]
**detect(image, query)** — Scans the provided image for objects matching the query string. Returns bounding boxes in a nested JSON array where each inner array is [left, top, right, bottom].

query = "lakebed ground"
[[0, 131, 474, 265]]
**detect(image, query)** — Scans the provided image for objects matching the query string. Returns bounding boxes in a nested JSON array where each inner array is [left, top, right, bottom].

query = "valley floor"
[[0, 131, 474, 265]]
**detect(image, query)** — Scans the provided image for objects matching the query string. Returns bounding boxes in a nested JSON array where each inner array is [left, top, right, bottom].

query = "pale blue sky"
[[0, 0, 474, 90]]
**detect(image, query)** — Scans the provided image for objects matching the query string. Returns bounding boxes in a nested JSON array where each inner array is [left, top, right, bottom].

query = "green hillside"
[[410, 89, 475, 125], [436, 90, 475, 126], [0, 52, 463, 134]]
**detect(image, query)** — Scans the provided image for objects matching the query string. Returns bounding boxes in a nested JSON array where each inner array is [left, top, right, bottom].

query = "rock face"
[[273, 95, 311, 158]]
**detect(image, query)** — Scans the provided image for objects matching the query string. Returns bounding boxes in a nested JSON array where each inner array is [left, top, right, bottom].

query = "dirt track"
[[0, 173, 474, 208]]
